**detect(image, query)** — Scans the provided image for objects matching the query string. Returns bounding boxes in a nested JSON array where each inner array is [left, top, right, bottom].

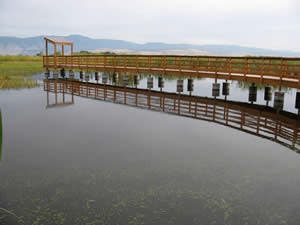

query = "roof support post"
[[54, 44, 57, 68]]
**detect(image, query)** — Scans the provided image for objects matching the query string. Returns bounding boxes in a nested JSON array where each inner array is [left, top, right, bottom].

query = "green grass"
[[0, 55, 43, 77], [0, 56, 42, 89]]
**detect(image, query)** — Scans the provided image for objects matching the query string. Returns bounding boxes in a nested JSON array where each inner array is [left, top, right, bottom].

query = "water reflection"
[[45, 79, 300, 152]]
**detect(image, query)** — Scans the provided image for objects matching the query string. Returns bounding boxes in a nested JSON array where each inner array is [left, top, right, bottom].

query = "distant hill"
[[0, 34, 299, 57]]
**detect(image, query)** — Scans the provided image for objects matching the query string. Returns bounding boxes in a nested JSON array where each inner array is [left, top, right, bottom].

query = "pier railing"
[[43, 55, 300, 88], [44, 79, 300, 152]]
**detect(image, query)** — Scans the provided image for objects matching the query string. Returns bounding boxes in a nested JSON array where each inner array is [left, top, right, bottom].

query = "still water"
[[1, 72, 300, 225]]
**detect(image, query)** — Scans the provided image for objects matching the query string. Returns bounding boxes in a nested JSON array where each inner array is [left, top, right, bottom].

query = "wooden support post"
[[162, 96, 165, 112], [194, 102, 198, 118], [45, 40, 48, 66], [244, 58, 248, 81], [229, 58, 232, 80], [197, 57, 200, 74], [260, 58, 265, 82], [124, 91, 127, 104], [148, 56, 151, 71], [62, 45, 64, 56], [54, 44, 57, 68], [114, 56, 117, 67], [46, 40, 48, 57], [215, 58, 218, 75], [179, 57, 182, 72]]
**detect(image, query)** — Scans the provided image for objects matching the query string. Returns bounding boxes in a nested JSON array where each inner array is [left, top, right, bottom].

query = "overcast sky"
[[0, 0, 299, 51]]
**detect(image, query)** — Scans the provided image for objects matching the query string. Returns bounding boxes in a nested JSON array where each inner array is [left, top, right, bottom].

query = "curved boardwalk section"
[[43, 55, 300, 88]]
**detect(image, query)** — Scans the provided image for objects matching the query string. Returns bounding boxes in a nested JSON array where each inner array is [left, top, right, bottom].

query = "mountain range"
[[0, 34, 299, 57]]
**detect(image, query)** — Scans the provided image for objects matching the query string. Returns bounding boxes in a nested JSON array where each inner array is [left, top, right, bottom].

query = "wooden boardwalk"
[[43, 55, 300, 88], [44, 79, 300, 152]]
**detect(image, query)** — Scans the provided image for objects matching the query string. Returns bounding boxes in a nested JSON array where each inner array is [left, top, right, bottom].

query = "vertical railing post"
[[148, 56, 151, 71], [136, 56, 139, 70], [260, 58, 265, 82], [196, 57, 200, 74], [229, 57, 232, 79], [215, 58, 218, 75], [179, 57, 182, 72]]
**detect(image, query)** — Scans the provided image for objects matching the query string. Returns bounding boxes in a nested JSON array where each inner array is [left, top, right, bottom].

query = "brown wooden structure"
[[43, 38, 300, 88], [44, 79, 300, 152], [44, 37, 74, 67], [43, 57, 300, 89]]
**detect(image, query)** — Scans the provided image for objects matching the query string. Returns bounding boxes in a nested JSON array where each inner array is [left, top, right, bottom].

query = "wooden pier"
[[42, 37, 300, 89], [44, 79, 300, 152]]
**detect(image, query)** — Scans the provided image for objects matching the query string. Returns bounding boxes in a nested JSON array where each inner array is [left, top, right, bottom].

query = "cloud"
[[0, 0, 299, 51]]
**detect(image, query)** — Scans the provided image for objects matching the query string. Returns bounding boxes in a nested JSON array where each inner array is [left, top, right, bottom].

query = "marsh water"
[[1, 71, 300, 225]]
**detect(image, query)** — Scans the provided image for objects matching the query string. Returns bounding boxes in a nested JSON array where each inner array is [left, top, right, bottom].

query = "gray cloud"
[[0, 0, 299, 51]]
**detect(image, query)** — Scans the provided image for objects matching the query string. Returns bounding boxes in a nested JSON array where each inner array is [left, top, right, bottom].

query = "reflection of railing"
[[43, 55, 300, 88], [44, 79, 300, 152]]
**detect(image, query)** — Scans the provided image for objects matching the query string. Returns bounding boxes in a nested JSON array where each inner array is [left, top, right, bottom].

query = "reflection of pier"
[[44, 79, 300, 152], [43, 38, 300, 89], [45, 81, 74, 108]]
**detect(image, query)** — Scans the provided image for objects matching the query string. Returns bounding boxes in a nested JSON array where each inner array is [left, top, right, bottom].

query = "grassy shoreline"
[[0, 56, 42, 89], [0, 55, 43, 77]]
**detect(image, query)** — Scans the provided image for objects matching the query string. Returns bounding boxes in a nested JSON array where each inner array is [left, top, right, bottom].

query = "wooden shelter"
[[44, 37, 73, 67]]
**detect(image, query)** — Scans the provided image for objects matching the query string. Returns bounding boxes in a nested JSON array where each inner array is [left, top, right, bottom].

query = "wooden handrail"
[[43, 55, 300, 88]]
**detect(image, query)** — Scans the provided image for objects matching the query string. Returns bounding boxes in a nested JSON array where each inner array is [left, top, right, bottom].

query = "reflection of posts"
[[45, 80, 74, 108], [264, 86, 272, 106], [295, 92, 300, 116], [43, 79, 300, 152], [188, 79, 194, 112], [222, 81, 230, 101], [249, 83, 257, 104]]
